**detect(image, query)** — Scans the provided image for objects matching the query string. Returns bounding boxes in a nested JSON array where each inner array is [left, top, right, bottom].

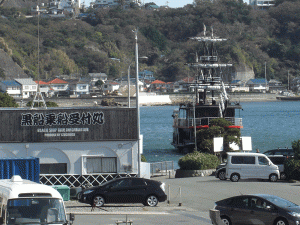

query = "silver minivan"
[[223, 153, 280, 182]]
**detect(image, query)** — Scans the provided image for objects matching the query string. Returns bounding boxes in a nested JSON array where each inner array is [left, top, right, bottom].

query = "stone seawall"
[[17, 93, 277, 107], [169, 93, 277, 105]]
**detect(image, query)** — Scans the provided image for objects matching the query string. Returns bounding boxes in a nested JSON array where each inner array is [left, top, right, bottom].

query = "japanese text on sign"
[[21, 111, 105, 126]]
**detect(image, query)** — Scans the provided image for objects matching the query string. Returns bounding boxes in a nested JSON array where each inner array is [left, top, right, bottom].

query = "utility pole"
[[133, 28, 141, 177], [288, 70, 290, 91], [265, 61, 267, 92]]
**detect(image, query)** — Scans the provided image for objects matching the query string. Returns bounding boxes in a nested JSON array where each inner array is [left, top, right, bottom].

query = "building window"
[[83, 156, 117, 174], [40, 163, 67, 174]]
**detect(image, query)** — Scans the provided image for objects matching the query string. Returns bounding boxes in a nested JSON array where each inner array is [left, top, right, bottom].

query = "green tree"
[[196, 118, 241, 154], [0, 92, 18, 107], [95, 80, 104, 87]]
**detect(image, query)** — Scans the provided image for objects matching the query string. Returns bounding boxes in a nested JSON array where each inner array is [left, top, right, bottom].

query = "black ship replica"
[[172, 26, 243, 153]]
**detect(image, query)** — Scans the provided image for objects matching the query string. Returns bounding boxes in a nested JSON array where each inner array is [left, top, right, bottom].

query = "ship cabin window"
[[40, 163, 67, 174], [179, 109, 186, 119]]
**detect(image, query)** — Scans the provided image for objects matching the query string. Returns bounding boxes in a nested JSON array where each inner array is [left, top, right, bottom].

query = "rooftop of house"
[[47, 78, 68, 84], [15, 78, 37, 85], [1, 80, 21, 86]]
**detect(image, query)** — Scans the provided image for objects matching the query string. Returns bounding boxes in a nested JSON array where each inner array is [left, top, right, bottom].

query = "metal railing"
[[150, 161, 175, 177], [175, 117, 242, 128]]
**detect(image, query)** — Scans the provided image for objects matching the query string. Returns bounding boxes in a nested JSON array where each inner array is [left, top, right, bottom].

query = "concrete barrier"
[[209, 209, 225, 225]]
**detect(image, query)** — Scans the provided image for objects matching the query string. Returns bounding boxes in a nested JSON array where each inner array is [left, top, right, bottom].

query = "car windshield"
[[262, 195, 298, 208], [7, 198, 66, 224]]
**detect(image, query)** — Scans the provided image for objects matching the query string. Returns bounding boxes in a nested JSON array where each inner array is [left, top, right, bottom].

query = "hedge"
[[178, 151, 220, 170]]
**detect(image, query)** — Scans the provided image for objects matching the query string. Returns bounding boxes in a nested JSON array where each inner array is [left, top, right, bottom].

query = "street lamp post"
[[128, 65, 131, 108], [133, 28, 141, 177]]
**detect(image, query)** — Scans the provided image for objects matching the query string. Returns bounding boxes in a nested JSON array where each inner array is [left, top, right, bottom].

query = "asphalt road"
[[66, 175, 300, 225]]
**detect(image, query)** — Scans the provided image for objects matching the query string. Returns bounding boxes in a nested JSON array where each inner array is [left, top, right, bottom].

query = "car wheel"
[[144, 195, 158, 207], [218, 170, 227, 180], [274, 218, 289, 225], [280, 172, 287, 180], [269, 174, 278, 182], [93, 195, 105, 207], [230, 173, 240, 182], [221, 216, 232, 225]]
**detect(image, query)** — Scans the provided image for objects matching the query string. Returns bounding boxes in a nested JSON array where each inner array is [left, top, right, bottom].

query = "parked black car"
[[268, 155, 287, 180], [263, 148, 294, 157], [77, 177, 167, 207], [215, 194, 300, 225]]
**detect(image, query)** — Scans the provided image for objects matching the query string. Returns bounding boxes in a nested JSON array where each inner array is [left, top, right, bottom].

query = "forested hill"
[[0, 0, 299, 83]]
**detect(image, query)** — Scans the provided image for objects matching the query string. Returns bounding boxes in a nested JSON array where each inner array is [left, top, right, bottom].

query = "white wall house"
[[68, 79, 90, 96], [103, 81, 120, 93], [0, 80, 22, 98], [15, 78, 37, 99], [89, 73, 108, 85], [47, 78, 69, 94], [92, 0, 141, 8]]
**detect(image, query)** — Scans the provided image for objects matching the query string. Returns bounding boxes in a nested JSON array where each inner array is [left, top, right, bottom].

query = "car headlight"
[[83, 190, 94, 195], [288, 212, 300, 217]]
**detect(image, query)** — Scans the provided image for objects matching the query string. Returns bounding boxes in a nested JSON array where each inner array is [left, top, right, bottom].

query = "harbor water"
[[141, 101, 300, 169]]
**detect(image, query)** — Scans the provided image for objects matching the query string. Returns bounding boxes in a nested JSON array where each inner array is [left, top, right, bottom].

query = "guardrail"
[[150, 161, 175, 177]]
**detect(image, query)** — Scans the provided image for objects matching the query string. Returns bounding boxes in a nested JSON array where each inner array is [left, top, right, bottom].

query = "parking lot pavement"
[[65, 175, 300, 224]]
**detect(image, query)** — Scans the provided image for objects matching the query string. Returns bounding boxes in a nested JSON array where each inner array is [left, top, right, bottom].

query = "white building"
[[47, 78, 69, 94], [103, 81, 120, 93], [0, 80, 22, 98], [249, 0, 275, 9], [15, 78, 38, 99], [67, 79, 90, 96], [91, 0, 141, 8], [0, 107, 145, 187]]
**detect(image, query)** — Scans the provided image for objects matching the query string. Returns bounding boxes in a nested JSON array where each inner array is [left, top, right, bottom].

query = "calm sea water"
[[140, 101, 300, 168]]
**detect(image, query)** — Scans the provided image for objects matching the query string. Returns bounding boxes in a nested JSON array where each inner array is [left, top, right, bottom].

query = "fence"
[[150, 161, 175, 177]]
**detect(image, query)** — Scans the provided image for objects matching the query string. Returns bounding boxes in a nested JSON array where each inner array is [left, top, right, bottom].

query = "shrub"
[[284, 158, 300, 180], [141, 154, 147, 162], [178, 151, 220, 170]]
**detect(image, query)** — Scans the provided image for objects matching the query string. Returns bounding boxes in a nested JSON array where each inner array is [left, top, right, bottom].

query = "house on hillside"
[[268, 79, 285, 93], [249, 0, 275, 9], [67, 79, 90, 97], [139, 70, 155, 82], [35, 81, 53, 98], [47, 78, 69, 96], [102, 81, 120, 93], [15, 78, 37, 99], [150, 80, 167, 92], [89, 73, 108, 85], [92, 0, 140, 8], [230, 80, 249, 92], [0, 80, 22, 98], [246, 78, 268, 92], [173, 77, 195, 92]]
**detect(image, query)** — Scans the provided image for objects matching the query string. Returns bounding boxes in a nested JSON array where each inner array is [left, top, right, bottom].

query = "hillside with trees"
[[0, 0, 299, 84]]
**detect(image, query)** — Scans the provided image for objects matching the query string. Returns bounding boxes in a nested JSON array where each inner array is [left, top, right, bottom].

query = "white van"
[[224, 153, 280, 182], [0, 175, 74, 225]]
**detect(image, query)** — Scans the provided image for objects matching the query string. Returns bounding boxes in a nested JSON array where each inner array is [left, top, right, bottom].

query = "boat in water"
[[171, 26, 243, 153]]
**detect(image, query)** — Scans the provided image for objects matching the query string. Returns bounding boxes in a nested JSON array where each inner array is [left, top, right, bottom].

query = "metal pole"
[[128, 65, 131, 108], [134, 28, 141, 178], [194, 88, 197, 151], [288, 70, 289, 91], [265, 61, 267, 92]]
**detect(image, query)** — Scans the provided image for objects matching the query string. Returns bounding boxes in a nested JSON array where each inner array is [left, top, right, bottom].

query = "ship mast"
[[188, 25, 232, 117]]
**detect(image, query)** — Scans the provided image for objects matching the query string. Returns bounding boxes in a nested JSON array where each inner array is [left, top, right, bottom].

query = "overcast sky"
[[82, 0, 194, 8]]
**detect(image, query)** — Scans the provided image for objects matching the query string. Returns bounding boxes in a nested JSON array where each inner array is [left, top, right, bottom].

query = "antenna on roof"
[[31, 0, 46, 110]]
